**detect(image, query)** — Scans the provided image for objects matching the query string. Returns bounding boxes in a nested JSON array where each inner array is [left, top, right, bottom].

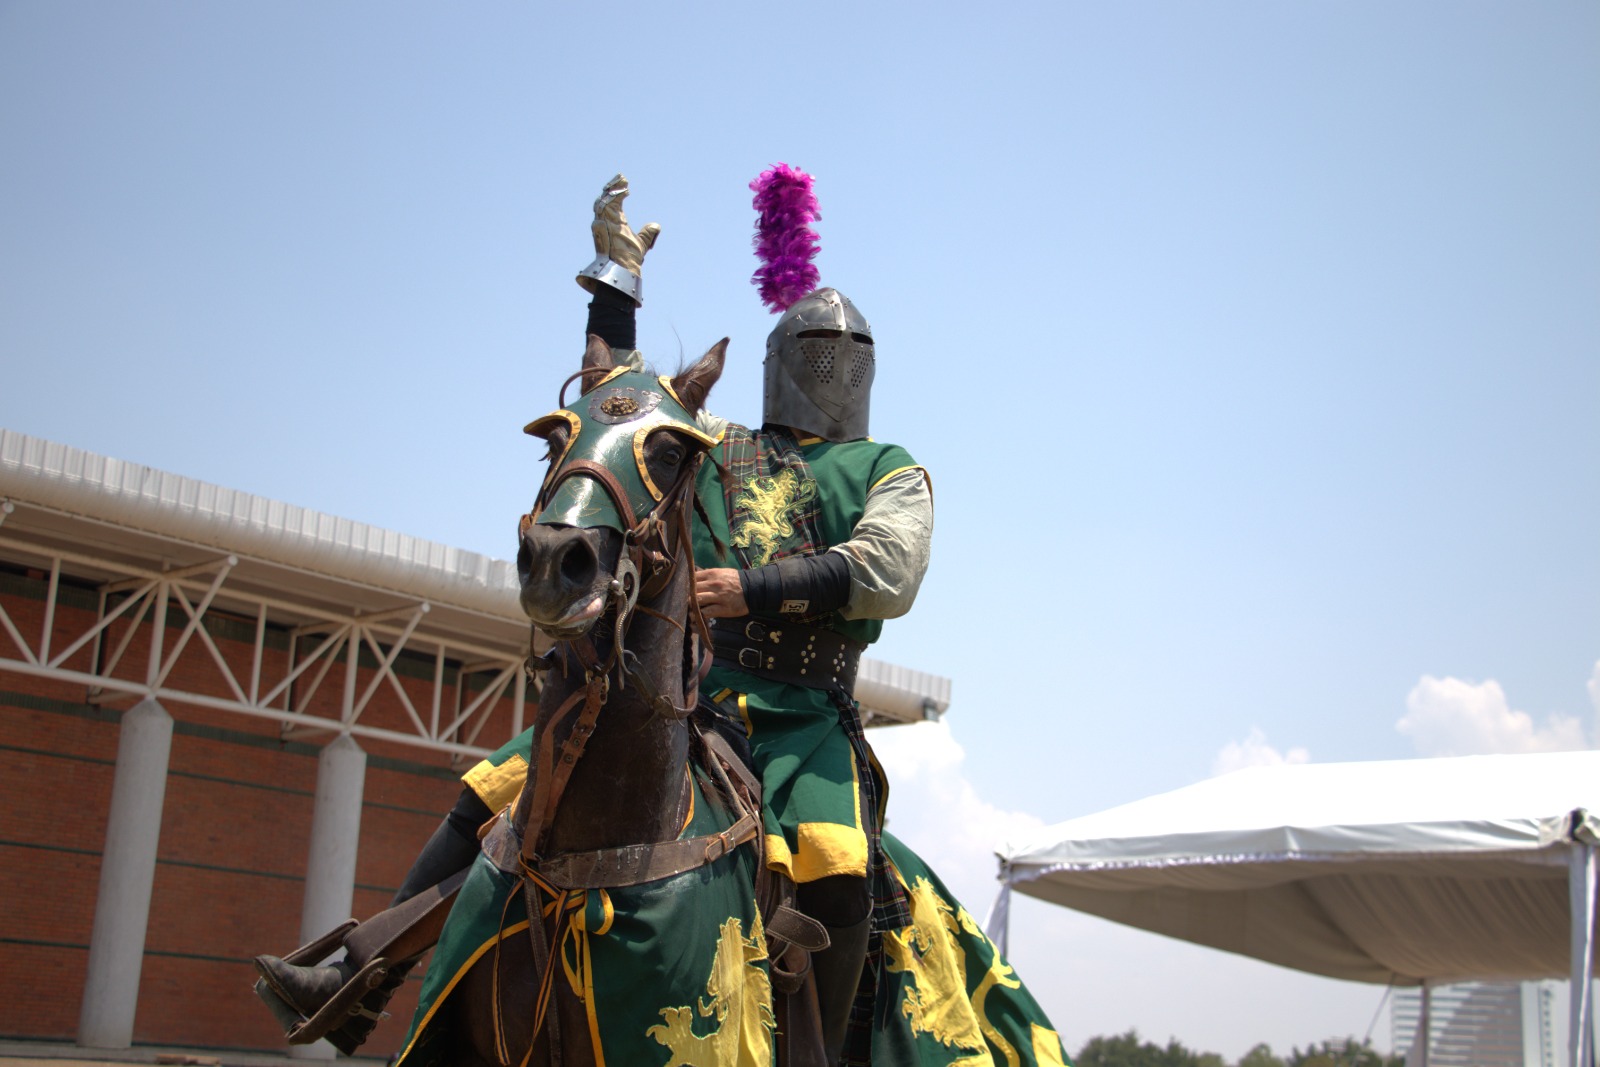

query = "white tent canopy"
[[992, 752, 1599, 1065]]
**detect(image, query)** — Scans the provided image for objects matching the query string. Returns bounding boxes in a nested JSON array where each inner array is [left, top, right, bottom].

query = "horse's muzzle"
[[517, 523, 621, 636]]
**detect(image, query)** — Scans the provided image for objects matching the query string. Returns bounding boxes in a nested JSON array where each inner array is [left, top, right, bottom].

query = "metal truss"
[[0, 512, 528, 760]]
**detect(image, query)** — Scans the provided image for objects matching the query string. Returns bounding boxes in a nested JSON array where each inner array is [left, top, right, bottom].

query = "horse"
[[395, 334, 820, 1067], [391, 335, 1068, 1067]]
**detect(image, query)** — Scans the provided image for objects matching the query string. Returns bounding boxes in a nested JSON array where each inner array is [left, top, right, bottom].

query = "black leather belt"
[[710, 616, 865, 694]]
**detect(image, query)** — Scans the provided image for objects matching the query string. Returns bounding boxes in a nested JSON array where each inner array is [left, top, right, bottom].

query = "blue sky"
[[3, 1, 1596, 1057]]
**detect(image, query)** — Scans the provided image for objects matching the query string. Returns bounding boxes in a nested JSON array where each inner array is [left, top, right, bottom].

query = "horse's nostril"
[[516, 539, 533, 585], [558, 539, 596, 588]]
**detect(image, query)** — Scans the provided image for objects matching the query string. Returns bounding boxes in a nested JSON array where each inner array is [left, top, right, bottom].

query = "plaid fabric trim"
[[834, 690, 910, 1065], [716, 424, 828, 572]]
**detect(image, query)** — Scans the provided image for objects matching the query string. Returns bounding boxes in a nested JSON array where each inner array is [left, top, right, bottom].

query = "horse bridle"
[[517, 395, 715, 858], [494, 380, 767, 1065]]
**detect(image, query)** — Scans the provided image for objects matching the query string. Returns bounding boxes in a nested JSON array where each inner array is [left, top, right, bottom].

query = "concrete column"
[[291, 734, 366, 1061], [77, 698, 174, 1049]]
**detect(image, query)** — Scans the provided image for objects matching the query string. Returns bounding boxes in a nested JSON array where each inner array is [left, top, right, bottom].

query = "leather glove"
[[576, 174, 661, 305]]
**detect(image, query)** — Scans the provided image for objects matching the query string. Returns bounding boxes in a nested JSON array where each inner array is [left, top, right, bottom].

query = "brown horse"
[[404, 335, 807, 1067]]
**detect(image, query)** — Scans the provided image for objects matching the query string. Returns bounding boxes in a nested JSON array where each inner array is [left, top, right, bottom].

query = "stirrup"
[[254, 955, 393, 1052]]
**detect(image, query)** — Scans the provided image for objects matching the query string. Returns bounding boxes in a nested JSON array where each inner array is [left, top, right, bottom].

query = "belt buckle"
[[737, 648, 762, 669], [744, 620, 768, 642]]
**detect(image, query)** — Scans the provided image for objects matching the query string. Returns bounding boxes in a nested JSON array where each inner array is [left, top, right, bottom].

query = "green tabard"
[[693, 426, 921, 884]]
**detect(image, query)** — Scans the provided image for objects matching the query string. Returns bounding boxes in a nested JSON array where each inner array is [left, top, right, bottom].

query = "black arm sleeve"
[[586, 283, 637, 351], [739, 551, 853, 618]]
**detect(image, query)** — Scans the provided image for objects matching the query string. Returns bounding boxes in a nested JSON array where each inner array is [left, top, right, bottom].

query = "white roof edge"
[[0, 428, 523, 620], [857, 658, 951, 721], [0, 429, 953, 712]]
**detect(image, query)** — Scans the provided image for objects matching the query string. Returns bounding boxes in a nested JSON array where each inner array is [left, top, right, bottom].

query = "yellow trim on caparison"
[[678, 763, 696, 836], [394, 917, 533, 1065]]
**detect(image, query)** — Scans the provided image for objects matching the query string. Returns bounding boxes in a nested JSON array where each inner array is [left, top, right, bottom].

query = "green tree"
[[1076, 1030, 1228, 1067], [1238, 1043, 1286, 1067], [1287, 1037, 1402, 1067]]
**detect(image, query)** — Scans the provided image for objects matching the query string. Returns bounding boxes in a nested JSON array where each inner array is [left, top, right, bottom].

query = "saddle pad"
[[395, 766, 772, 1067]]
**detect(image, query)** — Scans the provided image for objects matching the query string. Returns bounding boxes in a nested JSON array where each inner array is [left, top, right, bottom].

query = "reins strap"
[[523, 676, 607, 863]]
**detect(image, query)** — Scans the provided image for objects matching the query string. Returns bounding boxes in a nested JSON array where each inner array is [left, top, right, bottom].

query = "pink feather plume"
[[749, 163, 821, 313]]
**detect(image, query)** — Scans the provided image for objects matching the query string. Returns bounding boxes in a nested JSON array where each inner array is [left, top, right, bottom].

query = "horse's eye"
[[661, 445, 685, 467]]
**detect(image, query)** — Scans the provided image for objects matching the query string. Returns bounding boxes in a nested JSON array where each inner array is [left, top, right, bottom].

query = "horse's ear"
[[581, 334, 616, 393], [671, 338, 727, 415]]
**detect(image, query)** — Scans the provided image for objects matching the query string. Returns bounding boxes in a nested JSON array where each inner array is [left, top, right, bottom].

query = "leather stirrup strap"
[[342, 867, 469, 967]]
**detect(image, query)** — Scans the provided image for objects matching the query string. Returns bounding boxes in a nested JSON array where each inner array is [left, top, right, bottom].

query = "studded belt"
[[709, 616, 865, 694]]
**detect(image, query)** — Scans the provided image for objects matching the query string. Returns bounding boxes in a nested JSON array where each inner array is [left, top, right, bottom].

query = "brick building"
[[0, 429, 949, 1060]]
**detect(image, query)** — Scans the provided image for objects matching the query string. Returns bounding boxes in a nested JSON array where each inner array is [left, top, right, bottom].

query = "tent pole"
[[1571, 836, 1597, 1067], [984, 862, 1013, 957], [1418, 979, 1430, 1067]]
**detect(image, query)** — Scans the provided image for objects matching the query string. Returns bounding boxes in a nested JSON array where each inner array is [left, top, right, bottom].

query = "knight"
[[252, 170, 935, 1066], [685, 164, 934, 1066]]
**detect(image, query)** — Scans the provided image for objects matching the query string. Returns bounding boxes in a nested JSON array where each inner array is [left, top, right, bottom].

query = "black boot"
[[252, 791, 488, 1054], [253, 955, 414, 1056], [811, 916, 870, 1064]]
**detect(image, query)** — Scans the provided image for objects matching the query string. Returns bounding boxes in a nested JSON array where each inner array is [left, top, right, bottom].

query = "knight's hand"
[[695, 568, 749, 619], [577, 174, 661, 305]]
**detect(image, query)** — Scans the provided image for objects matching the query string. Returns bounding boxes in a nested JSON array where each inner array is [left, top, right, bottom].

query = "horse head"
[[518, 334, 725, 639]]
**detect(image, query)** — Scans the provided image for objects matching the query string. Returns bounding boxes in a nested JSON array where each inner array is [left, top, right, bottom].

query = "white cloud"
[[871, 719, 1044, 915], [1212, 727, 1310, 777], [1397, 673, 1589, 756]]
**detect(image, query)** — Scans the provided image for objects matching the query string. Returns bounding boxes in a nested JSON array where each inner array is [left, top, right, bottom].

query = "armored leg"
[[253, 789, 489, 1054]]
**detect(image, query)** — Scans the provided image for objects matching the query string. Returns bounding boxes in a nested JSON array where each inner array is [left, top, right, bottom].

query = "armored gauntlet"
[[576, 174, 660, 306]]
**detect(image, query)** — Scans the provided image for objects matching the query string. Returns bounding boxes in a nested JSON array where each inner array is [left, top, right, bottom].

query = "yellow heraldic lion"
[[646, 914, 776, 1067], [730, 469, 819, 568], [885, 876, 1035, 1067]]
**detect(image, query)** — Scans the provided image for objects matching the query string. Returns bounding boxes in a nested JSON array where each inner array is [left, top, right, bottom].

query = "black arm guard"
[[740, 551, 852, 618], [586, 283, 637, 351]]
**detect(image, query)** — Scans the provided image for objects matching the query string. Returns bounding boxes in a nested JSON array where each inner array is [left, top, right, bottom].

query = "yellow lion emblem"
[[884, 876, 1032, 1066], [730, 469, 818, 568], [646, 914, 775, 1066]]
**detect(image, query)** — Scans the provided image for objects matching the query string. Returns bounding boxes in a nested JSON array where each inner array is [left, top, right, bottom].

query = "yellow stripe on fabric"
[[462, 753, 529, 812], [394, 918, 532, 1064], [790, 822, 869, 881], [1032, 1024, 1067, 1066], [765, 824, 870, 883], [765, 833, 794, 880]]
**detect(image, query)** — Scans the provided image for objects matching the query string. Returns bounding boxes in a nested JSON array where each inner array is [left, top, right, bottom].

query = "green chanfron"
[[526, 369, 715, 532]]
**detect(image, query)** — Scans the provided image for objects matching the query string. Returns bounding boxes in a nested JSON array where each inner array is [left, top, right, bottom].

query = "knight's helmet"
[[762, 287, 874, 441]]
